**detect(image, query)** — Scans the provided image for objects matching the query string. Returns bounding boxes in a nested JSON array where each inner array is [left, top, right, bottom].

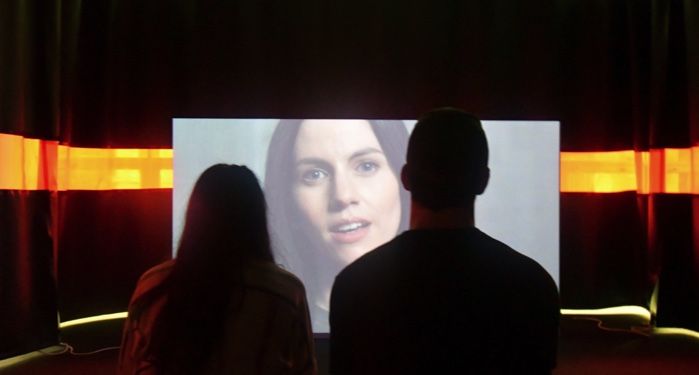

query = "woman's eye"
[[301, 169, 328, 185], [356, 161, 379, 175]]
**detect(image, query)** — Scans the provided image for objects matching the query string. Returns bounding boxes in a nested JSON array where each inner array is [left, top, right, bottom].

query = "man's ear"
[[474, 167, 490, 195], [400, 164, 411, 191]]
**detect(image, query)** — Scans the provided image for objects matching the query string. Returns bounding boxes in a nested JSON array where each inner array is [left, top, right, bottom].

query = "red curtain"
[[1, 0, 698, 359]]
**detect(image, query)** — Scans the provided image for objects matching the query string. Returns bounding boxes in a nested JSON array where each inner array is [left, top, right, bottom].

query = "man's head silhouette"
[[401, 108, 490, 211]]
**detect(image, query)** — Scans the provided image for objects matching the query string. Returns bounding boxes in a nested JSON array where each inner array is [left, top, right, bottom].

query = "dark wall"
[[3, 1, 697, 149]]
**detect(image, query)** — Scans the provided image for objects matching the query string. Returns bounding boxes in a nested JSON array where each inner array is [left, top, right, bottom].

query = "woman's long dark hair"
[[264, 120, 409, 296], [146, 164, 274, 374]]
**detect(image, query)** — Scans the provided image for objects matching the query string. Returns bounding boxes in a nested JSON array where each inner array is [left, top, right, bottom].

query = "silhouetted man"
[[329, 108, 559, 374]]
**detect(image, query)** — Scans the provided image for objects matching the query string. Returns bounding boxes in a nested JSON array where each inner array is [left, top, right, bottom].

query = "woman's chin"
[[320, 229, 393, 266], [329, 242, 379, 266]]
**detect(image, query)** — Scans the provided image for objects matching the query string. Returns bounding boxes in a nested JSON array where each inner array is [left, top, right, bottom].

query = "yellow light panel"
[[56, 145, 172, 190], [560, 150, 640, 193], [160, 169, 174, 187], [0, 134, 25, 189], [114, 149, 141, 158], [693, 146, 699, 194], [559, 149, 697, 194], [112, 169, 142, 189], [663, 148, 692, 194], [0, 134, 57, 190]]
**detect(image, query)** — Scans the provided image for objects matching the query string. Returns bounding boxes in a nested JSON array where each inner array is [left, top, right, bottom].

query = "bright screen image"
[[173, 119, 560, 333]]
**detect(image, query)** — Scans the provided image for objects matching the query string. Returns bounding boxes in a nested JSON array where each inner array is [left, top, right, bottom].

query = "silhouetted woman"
[[118, 164, 317, 374]]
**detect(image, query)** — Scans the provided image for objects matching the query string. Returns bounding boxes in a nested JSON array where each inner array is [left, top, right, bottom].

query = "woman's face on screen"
[[292, 120, 402, 265]]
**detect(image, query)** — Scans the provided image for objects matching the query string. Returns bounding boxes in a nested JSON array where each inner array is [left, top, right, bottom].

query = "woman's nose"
[[329, 172, 358, 211]]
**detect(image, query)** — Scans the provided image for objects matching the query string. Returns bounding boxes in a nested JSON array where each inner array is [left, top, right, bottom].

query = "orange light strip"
[[56, 146, 172, 190], [0, 134, 57, 190], [0, 134, 172, 190], [560, 150, 640, 193], [1, 133, 698, 193], [560, 148, 698, 194]]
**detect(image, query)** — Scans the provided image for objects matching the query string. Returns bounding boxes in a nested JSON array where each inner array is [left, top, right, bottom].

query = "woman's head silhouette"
[[148, 164, 274, 373]]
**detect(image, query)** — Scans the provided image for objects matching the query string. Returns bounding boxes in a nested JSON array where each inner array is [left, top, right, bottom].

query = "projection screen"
[[173, 118, 559, 333]]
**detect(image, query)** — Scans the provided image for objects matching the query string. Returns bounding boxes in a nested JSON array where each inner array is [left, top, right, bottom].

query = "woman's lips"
[[328, 219, 370, 244]]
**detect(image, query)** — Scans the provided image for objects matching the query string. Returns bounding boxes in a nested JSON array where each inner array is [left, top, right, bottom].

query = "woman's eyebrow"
[[349, 147, 383, 160], [295, 157, 332, 167]]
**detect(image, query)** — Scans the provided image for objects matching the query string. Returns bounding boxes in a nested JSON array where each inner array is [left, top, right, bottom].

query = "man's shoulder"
[[335, 232, 408, 283], [337, 228, 555, 291], [473, 229, 557, 288]]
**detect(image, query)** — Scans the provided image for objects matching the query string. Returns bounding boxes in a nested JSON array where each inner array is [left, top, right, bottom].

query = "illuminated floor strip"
[[59, 308, 654, 328], [57, 308, 698, 341], [562, 306, 699, 340], [0, 346, 63, 369], [654, 327, 699, 340], [3, 308, 699, 368], [59, 312, 128, 329], [561, 305, 652, 321]]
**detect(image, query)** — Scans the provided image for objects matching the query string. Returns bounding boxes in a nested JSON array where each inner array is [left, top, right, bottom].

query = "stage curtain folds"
[[1, 0, 62, 359], [1, 0, 699, 360], [0, 190, 58, 359]]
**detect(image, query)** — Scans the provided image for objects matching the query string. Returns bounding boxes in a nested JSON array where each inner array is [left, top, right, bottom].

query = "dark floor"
[[2, 314, 699, 374]]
